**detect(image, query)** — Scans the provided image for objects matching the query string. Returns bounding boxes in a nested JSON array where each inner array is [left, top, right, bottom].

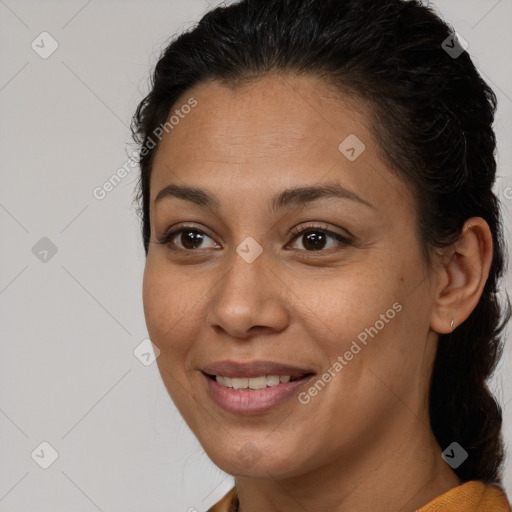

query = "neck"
[[234, 415, 462, 512]]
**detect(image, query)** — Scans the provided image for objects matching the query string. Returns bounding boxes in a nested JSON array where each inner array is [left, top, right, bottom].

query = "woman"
[[131, 0, 511, 510]]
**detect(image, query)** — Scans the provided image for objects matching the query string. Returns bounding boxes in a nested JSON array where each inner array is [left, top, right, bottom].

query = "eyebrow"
[[154, 182, 375, 212]]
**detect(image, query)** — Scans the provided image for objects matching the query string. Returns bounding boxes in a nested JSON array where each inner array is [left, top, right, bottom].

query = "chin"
[[204, 443, 307, 480]]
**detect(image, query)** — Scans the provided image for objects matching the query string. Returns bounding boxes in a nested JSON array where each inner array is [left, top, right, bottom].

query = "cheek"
[[303, 264, 417, 391], [300, 267, 400, 345], [320, 285, 430, 413], [142, 258, 201, 355]]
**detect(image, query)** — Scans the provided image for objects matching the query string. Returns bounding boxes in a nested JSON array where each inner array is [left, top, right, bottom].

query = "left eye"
[[287, 227, 351, 252]]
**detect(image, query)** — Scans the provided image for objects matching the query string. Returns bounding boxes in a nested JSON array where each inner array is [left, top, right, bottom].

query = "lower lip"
[[203, 373, 314, 414]]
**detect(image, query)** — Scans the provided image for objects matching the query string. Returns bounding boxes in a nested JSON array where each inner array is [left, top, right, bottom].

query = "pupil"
[[304, 232, 326, 251], [182, 230, 203, 249]]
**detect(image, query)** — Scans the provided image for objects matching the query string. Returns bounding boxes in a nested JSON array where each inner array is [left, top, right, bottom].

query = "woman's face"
[[143, 74, 441, 479]]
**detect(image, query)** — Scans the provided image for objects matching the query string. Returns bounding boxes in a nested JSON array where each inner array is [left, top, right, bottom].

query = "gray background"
[[0, 0, 511, 510]]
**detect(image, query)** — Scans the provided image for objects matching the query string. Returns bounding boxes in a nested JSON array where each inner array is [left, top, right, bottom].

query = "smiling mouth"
[[202, 368, 316, 414]]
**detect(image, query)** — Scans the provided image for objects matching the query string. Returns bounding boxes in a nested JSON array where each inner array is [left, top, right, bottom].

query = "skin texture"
[[142, 73, 493, 511]]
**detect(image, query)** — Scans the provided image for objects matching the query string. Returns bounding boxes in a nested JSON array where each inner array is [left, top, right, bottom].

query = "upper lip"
[[202, 360, 314, 379]]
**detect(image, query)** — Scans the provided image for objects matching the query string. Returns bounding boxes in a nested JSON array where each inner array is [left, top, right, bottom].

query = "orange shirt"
[[207, 481, 511, 512]]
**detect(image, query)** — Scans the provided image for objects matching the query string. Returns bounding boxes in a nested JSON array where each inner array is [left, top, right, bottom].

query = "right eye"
[[159, 226, 220, 252]]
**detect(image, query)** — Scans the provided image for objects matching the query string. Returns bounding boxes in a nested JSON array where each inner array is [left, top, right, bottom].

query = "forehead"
[[149, 73, 411, 216], [155, 74, 372, 161]]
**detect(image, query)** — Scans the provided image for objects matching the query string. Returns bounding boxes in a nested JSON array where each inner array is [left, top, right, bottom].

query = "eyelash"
[[157, 222, 352, 253]]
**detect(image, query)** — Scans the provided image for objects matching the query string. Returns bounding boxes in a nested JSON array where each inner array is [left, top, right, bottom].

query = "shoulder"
[[417, 480, 511, 512]]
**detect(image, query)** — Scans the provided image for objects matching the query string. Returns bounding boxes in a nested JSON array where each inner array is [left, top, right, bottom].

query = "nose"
[[206, 244, 290, 340]]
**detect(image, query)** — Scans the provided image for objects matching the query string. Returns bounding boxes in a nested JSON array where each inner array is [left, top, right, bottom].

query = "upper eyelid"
[[288, 225, 352, 247], [289, 222, 348, 237]]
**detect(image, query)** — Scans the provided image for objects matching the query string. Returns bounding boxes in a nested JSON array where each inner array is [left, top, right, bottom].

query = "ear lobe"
[[430, 217, 493, 334]]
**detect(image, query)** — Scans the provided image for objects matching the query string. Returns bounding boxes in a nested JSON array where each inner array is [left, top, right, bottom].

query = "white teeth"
[[231, 377, 249, 389], [216, 375, 232, 387], [215, 374, 293, 389], [249, 376, 267, 389], [266, 375, 280, 386]]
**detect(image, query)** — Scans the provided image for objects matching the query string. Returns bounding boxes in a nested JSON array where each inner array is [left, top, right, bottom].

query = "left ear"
[[430, 217, 493, 334]]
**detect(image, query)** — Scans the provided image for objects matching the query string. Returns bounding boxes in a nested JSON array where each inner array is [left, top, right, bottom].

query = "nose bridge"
[[207, 237, 289, 337], [218, 238, 269, 312]]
